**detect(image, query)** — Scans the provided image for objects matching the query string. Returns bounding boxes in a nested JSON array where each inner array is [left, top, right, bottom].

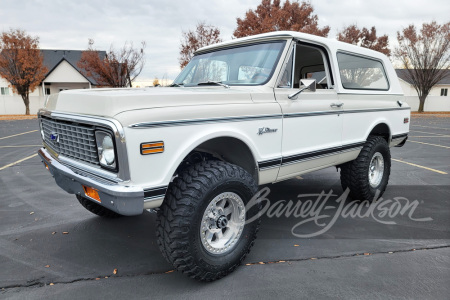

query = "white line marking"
[[0, 130, 38, 140], [0, 154, 38, 171], [410, 130, 447, 136], [0, 145, 41, 148], [392, 159, 447, 175], [409, 135, 450, 138], [411, 124, 450, 131], [408, 140, 450, 149]]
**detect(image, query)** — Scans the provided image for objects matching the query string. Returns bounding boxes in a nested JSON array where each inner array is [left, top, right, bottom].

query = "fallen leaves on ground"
[[113, 268, 118, 275], [62, 232, 69, 234], [0, 115, 38, 120]]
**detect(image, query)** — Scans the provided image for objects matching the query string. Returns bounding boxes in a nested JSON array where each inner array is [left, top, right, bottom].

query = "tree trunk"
[[21, 92, 30, 115], [418, 94, 427, 113]]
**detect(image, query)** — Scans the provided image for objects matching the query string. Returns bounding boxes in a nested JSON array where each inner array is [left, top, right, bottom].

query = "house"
[[395, 69, 450, 111], [39, 49, 106, 96], [1, 49, 106, 97], [1, 49, 105, 114], [396, 69, 450, 97]]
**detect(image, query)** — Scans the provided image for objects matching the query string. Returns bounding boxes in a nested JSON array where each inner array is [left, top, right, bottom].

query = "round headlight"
[[101, 135, 115, 165], [95, 131, 116, 168]]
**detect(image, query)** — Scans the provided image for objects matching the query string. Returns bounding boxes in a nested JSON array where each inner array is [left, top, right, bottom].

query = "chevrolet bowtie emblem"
[[50, 132, 60, 143]]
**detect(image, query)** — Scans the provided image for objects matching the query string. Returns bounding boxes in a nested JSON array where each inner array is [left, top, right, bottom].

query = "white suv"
[[38, 31, 410, 281]]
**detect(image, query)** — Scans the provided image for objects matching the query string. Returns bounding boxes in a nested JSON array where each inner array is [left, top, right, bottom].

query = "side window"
[[337, 52, 389, 90], [294, 45, 330, 89]]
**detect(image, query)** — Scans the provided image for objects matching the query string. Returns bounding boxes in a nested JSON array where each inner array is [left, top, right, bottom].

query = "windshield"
[[173, 41, 286, 86]]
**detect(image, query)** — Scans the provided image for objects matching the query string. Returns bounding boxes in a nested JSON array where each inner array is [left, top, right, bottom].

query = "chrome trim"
[[58, 154, 123, 183], [38, 109, 131, 181], [38, 147, 144, 216], [143, 196, 164, 209], [129, 114, 283, 129], [129, 107, 410, 129]]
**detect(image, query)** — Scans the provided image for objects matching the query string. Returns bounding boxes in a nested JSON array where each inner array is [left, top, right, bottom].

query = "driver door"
[[275, 42, 343, 181]]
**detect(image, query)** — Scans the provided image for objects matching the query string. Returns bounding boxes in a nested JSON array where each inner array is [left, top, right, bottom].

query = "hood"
[[46, 87, 254, 117]]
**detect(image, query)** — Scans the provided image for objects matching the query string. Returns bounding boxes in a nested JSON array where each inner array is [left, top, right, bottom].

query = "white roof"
[[196, 31, 388, 61]]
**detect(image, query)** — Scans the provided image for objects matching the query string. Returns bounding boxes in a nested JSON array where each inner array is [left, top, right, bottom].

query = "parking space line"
[[0, 153, 38, 171], [409, 135, 450, 138], [0, 145, 42, 148], [410, 130, 447, 136], [0, 130, 38, 140], [408, 140, 450, 149], [392, 158, 447, 175], [412, 125, 450, 131]]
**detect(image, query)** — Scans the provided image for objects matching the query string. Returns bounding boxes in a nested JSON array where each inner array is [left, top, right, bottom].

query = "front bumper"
[[38, 147, 149, 216]]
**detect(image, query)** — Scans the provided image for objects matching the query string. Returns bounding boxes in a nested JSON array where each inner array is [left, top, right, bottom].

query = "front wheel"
[[340, 136, 391, 201], [156, 160, 260, 281]]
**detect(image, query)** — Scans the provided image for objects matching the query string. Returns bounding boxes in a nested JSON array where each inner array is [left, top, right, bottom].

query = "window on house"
[[45, 88, 51, 95], [1, 87, 10, 95], [441, 88, 448, 96]]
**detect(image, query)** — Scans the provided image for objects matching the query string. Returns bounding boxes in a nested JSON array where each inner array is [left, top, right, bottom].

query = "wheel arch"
[[366, 121, 391, 142], [169, 132, 260, 184]]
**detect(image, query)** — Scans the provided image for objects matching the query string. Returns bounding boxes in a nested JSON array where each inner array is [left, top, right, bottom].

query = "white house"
[[396, 69, 450, 111], [1, 49, 105, 114]]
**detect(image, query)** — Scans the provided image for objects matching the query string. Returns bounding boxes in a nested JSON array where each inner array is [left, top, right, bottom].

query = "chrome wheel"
[[369, 152, 384, 188], [200, 192, 246, 255]]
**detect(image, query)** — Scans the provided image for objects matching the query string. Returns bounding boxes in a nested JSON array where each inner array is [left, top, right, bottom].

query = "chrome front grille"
[[41, 117, 99, 165]]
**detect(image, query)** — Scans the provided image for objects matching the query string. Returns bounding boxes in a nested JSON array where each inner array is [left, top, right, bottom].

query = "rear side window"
[[337, 52, 389, 90]]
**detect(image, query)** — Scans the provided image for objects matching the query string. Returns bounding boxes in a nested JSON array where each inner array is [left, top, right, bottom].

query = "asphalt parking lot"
[[0, 116, 449, 299]]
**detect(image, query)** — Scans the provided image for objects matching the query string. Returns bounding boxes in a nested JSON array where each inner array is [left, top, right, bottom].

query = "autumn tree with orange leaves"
[[179, 22, 222, 69], [337, 25, 390, 56], [394, 21, 449, 112], [78, 39, 146, 88], [233, 0, 330, 38], [0, 29, 48, 115]]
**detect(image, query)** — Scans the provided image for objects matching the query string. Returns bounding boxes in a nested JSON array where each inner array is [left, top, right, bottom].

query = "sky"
[[1, 0, 449, 82]]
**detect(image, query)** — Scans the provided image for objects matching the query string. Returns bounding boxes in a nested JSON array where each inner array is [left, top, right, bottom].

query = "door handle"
[[330, 102, 344, 108]]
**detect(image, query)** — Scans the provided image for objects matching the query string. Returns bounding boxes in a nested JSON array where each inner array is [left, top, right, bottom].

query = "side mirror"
[[288, 79, 316, 100]]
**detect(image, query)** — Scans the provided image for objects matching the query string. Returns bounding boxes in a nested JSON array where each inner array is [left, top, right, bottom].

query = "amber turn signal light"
[[141, 141, 164, 155], [83, 185, 101, 202]]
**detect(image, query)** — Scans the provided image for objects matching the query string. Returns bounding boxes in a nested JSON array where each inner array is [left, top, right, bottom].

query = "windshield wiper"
[[197, 81, 230, 89], [170, 83, 184, 87]]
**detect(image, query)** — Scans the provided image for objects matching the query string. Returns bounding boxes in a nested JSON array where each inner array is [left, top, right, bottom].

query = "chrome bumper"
[[38, 147, 150, 216]]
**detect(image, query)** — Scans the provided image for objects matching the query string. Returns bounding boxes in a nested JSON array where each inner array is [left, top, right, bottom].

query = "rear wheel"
[[340, 136, 391, 201], [156, 160, 260, 281]]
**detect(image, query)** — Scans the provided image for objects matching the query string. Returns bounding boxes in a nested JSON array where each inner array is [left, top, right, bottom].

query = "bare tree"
[[394, 21, 450, 112], [337, 24, 390, 56], [233, 0, 330, 38], [0, 29, 48, 115], [78, 39, 146, 88], [179, 22, 222, 69]]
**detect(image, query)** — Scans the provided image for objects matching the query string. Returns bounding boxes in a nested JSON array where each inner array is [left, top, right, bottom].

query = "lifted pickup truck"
[[38, 31, 410, 281]]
